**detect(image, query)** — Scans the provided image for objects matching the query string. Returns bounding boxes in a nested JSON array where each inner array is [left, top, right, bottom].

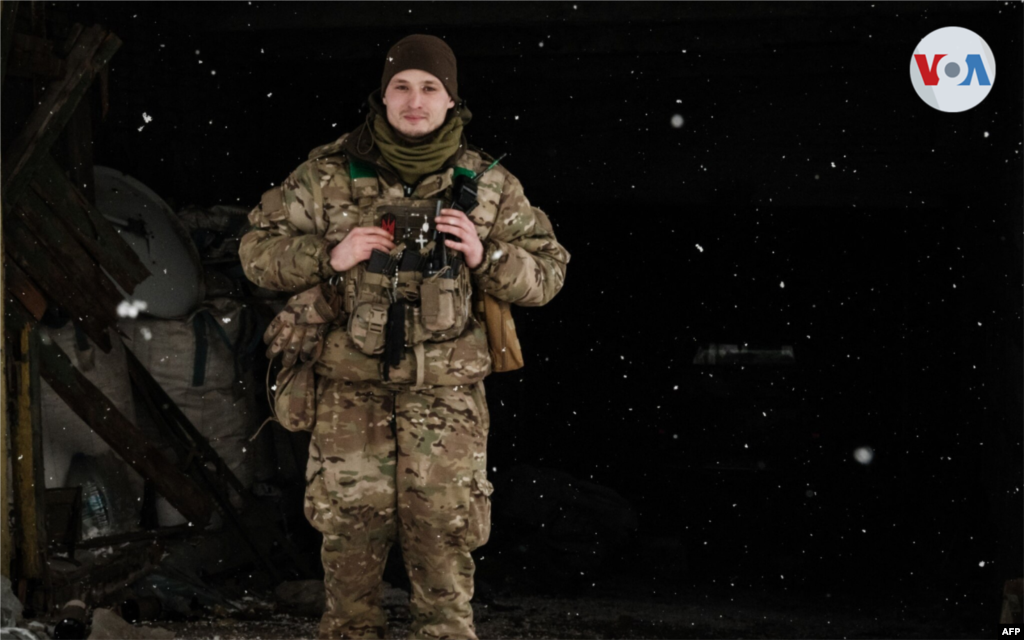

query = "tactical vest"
[[260, 134, 528, 388], [287, 137, 504, 388], [341, 157, 476, 383]]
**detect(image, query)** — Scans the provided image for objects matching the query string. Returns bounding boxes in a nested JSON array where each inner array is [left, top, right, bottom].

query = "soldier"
[[239, 35, 569, 640]]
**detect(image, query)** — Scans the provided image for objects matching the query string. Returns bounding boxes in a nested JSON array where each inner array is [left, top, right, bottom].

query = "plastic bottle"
[[79, 480, 112, 539]]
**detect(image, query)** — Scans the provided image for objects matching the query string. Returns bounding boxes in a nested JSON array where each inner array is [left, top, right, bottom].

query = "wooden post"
[[10, 324, 48, 588], [0, 0, 10, 577]]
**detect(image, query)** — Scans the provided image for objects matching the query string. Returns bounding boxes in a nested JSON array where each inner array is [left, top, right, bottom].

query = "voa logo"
[[910, 26, 996, 113]]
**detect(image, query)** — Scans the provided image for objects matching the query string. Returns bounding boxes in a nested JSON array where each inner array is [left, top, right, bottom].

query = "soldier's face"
[[383, 69, 455, 138]]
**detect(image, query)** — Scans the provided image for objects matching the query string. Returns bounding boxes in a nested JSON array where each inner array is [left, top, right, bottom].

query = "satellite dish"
[[94, 166, 205, 319]]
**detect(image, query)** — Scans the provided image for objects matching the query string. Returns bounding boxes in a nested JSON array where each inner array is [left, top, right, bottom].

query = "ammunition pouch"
[[272, 364, 318, 433], [347, 268, 393, 356], [316, 315, 492, 388], [337, 190, 478, 377], [344, 226, 471, 350], [419, 263, 472, 343], [346, 247, 473, 353]]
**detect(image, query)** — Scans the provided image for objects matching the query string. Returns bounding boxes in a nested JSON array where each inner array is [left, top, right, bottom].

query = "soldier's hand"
[[435, 208, 484, 269], [329, 227, 396, 272], [265, 312, 301, 366], [266, 323, 325, 368], [264, 284, 340, 367]]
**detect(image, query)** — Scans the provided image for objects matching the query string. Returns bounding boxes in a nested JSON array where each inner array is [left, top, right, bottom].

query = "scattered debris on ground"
[[133, 583, 992, 639]]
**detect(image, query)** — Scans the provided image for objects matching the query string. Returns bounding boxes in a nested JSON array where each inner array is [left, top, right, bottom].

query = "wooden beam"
[[17, 188, 126, 307], [2, 214, 113, 352], [0, 59, 9, 576], [15, 187, 127, 317], [2, 24, 120, 207], [10, 324, 47, 582], [4, 143, 156, 355], [30, 155, 150, 293], [32, 317, 214, 527], [4, 259, 47, 321], [62, 87, 94, 205]]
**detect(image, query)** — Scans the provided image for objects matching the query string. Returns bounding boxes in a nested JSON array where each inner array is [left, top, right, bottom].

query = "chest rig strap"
[[349, 157, 380, 208]]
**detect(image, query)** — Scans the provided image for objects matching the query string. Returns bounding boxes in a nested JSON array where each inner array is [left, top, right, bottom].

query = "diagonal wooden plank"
[[17, 189, 124, 309], [29, 311, 215, 527], [15, 189, 127, 317], [30, 155, 150, 293], [4, 258, 47, 320], [123, 344, 288, 582], [3, 215, 113, 351], [2, 24, 120, 207]]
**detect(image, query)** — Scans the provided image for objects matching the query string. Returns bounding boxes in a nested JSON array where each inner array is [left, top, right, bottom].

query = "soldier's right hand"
[[329, 227, 396, 272]]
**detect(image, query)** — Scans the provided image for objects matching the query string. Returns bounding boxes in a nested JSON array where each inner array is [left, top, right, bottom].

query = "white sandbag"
[[39, 325, 144, 538], [120, 298, 258, 501]]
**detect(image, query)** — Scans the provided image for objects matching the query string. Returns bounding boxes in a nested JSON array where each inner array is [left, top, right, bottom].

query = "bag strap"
[[191, 309, 241, 387]]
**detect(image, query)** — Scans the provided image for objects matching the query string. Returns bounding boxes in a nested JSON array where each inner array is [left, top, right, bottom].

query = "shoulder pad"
[[308, 134, 349, 161], [458, 148, 493, 174], [466, 143, 495, 163]]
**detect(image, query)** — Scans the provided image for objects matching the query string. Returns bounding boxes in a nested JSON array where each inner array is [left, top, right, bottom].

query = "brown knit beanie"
[[381, 34, 460, 104]]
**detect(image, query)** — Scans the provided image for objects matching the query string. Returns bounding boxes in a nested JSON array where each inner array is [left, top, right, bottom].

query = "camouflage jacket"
[[239, 133, 570, 388]]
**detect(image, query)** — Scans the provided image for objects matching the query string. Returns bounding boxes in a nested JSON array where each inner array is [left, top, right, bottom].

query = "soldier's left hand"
[[435, 208, 483, 269], [263, 283, 340, 368]]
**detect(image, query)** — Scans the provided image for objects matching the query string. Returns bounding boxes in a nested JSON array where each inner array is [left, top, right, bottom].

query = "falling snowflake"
[[853, 446, 874, 465]]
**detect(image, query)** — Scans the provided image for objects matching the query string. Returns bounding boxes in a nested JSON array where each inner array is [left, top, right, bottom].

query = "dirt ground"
[[151, 583, 993, 639]]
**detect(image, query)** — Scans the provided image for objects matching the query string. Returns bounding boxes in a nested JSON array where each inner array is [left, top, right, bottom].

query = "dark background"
[[11, 1, 1023, 631]]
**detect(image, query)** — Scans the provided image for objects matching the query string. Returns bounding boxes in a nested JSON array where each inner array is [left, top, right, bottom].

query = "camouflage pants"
[[304, 378, 493, 640]]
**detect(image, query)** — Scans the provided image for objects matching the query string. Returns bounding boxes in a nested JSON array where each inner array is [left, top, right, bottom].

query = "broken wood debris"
[[2, 21, 148, 354], [2, 24, 120, 205]]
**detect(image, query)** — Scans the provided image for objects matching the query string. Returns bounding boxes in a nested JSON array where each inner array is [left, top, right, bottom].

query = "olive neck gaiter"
[[371, 112, 464, 186]]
